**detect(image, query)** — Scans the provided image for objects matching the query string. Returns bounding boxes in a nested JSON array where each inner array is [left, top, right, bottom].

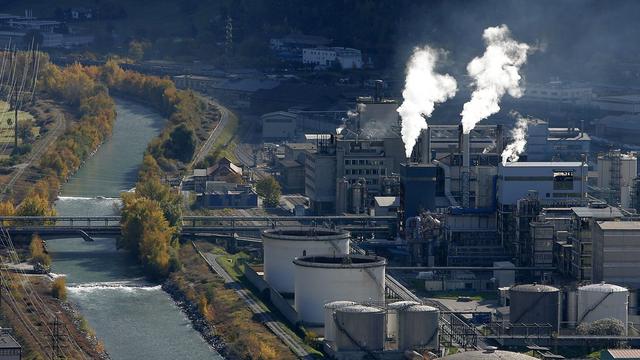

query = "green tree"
[[256, 176, 281, 208], [164, 124, 196, 163]]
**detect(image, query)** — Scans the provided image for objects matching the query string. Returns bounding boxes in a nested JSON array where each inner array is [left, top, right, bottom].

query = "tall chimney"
[[459, 125, 471, 208], [420, 128, 431, 164], [496, 124, 504, 154], [374, 79, 383, 102]]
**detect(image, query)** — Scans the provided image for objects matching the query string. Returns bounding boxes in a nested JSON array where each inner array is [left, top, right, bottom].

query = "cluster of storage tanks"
[[261, 227, 386, 325], [508, 282, 629, 334], [324, 300, 440, 353]]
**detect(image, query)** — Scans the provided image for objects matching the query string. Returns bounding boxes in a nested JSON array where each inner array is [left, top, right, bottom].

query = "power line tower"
[[224, 16, 233, 55], [50, 313, 62, 360]]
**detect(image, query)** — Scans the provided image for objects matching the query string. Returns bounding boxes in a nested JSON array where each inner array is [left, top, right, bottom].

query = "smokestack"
[[459, 125, 471, 208], [580, 120, 585, 138], [374, 79, 383, 102], [420, 128, 431, 164], [496, 124, 504, 154]]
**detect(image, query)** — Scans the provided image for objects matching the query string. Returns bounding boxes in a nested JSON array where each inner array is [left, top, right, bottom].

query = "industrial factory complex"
[[219, 85, 640, 360]]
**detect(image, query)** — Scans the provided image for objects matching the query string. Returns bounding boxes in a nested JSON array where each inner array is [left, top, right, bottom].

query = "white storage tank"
[[386, 301, 419, 342], [262, 227, 350, 294], [398, 304, 440, 351], [323, 301, 357, 342], [577, 282, 629, 332], [294, 255, 386, 325], [334, 305, 385, 351]]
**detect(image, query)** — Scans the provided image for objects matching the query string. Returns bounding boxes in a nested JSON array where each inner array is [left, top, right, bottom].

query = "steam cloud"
[[460, 24, 530, 134], [398, 46, 457, 157], [501, 114, 529, 165]]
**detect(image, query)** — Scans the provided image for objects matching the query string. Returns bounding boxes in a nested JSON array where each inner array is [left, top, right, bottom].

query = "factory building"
[[302, 47, 363, 69], [595, 114, 640, 146], [521, 80, 593, 105], [261, 111, 297, 140], [400, 163, 438, 220], [593, 221, 640, 288], [595, 150, 638, 209], [498, 162, 588, 206], [596, 94, 640, 113], [521, 120, 591, 162]]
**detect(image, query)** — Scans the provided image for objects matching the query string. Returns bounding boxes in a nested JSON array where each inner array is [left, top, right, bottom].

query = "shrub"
[[51, 277, 67, 301]]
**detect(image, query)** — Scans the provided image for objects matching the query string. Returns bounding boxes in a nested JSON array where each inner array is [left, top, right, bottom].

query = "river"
[[46, 99, 222, 360]]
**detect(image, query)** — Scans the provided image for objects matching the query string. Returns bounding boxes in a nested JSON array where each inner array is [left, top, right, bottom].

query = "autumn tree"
[[51, 277, 67, 301], [29, 234, 51, 267], [256, 176, 281, 208], [120, 194, 176, 279], [17, 193, 56, 217]]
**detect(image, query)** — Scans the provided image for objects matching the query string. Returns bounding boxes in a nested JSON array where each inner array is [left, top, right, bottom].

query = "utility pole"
[[13, 89, 17, 151]]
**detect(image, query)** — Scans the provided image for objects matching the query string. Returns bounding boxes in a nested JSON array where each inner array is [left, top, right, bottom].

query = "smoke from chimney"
[[398, 46, 458, 158], [460, 24, 531, 134], [501, 113, 529, 165]]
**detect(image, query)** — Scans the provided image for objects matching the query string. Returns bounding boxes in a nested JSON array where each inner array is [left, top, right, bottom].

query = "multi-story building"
[[302, 47, 363, 69], [522, 80, 593, 105], [593, 221, 640, 287], [304, 138, 337, 214], [596, 150, 637, 209]]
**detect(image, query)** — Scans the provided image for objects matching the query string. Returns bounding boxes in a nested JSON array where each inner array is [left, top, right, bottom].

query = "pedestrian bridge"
[[0, 215, 397, 238]]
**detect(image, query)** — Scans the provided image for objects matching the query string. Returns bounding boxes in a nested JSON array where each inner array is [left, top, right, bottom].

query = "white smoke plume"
[[461, 24, 531, 134], [501, 114, 529, 165], [398, 46, 457, 158]]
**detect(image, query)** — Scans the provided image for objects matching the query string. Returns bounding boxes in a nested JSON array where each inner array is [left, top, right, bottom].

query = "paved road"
[[191, 98, 230, 167], [1, 112, 64, 200], [193, 243, 312, 359]]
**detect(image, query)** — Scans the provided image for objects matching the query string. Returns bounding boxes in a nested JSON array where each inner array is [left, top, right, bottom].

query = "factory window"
[[365, 169, 370, 175], [359, 160, 365, 165], [553, 171, 574, 190], [372, 169, 378, 175], [381, 169, 386, 175]]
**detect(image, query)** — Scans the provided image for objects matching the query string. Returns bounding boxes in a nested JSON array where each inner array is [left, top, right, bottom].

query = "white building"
[[498, 162, 588, 206], [522, 80, 593, 105], [302, 47, 363, 69]]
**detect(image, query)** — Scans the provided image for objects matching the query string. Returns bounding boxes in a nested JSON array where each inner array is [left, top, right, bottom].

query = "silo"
[[334, 305, 385, 351], [262, 227, 350, 294], [509, 284, 560, 333], [398, 305, 440, 351], [323, 301, 357, 342], [386, 301, 419, 342], [294, 255, 386, 325], [577, 283, 628, 333]]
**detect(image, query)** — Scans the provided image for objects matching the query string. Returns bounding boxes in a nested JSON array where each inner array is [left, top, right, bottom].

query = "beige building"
[[593, 221, 640, 287]]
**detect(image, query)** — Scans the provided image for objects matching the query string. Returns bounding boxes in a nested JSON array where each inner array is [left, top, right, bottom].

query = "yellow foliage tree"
[[29, 234, 51, 266], [51, 277, 67, 301], [17, 194, 56, 217]]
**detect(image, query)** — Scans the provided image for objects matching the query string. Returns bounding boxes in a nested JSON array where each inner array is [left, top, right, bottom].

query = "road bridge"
[[0, 215, 397, 237]]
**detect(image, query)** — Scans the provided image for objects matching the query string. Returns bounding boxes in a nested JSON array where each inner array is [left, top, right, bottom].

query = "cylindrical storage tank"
[[323, 301, 357, 342], [398, 304, 439, 351], [262, 227, 350, 294], [334, 305, 385, 351], [565, 290, 578, 328], [577, 283, 629, 333], [294, 255, 386, 325], [386, 301, 419, 342], [509, 284, 560, 334]]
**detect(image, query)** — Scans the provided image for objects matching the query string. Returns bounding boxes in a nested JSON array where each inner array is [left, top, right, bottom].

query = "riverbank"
[[166, 241, 297, 360]]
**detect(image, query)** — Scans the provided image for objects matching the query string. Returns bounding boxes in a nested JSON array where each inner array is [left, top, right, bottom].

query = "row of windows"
[[0, 349, 21, 355], [344, 159, 384, 166], [345, 168, 386, 176]]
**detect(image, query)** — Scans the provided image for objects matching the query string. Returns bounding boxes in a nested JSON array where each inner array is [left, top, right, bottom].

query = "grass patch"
[[204, 109, 239, 164]]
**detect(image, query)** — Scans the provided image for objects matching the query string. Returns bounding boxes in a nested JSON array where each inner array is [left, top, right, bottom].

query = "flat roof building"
[[593, 221, 640, 287]]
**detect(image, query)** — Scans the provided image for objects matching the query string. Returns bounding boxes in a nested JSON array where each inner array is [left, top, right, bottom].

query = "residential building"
[[261, 111, 297, 140], [302, 47, 363, 69], [197, 182, 257, 209], [192, 157, 243, 192], [0, 331, 21, 360], [593, 221, 640, 287]]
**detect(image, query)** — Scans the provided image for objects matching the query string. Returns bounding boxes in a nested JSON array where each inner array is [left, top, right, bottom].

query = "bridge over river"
[[0, 215, 397, 239]]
